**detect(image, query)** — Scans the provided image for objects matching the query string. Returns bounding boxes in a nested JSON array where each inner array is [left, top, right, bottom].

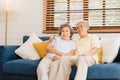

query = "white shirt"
[[46, 37, 76, 59]]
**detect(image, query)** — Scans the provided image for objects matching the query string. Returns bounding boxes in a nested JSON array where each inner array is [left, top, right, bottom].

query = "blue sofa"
[[0, 36, 120, 80]]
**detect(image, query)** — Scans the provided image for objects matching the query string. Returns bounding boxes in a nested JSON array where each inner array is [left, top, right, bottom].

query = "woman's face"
[[61, 27, 71, 40]]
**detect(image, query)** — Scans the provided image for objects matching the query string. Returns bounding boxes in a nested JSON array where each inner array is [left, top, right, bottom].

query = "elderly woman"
[[37, 23, 76, 80]]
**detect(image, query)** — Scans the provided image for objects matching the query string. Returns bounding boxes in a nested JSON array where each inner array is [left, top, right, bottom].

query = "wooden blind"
[[43, 0, 120, 33]]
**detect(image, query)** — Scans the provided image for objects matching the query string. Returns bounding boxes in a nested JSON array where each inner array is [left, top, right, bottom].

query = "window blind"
[[43, 0, 120, 33]]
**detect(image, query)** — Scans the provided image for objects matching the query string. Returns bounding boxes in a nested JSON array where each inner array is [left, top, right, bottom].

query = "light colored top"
[[46, 37, 76, 59], [75, 34, 100, 63]]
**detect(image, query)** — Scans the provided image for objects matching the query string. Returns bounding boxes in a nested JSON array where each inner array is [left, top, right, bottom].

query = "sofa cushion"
[[87, 63, 120, 79], [33, 40, 49, 58], [70, 66, 77, 79], [15, 33, 42, 60], [101, 38, 120, 63], [69, 63, 120, 79], [3, 59, 40, 76], [2, 60, 120, 79]]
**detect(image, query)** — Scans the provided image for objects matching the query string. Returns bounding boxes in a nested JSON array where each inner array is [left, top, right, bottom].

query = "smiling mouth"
[[63, 35, 66, 36]]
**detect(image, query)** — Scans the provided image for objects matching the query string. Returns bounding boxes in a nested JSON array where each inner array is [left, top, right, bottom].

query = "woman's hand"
[[52, 55, 61, 61]]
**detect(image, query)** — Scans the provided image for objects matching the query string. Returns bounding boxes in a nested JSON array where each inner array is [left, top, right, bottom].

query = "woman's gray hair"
[[58, 23, 74, 38]]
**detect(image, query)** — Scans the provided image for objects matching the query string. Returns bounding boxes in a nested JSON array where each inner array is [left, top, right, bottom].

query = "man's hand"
[[49, 36, 55, 43], [79, 48, 99, 57], [79, 53, 89, 56]]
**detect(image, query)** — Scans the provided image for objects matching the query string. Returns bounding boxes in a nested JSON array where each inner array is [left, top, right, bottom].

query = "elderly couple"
[[37, 21, 100, 80]]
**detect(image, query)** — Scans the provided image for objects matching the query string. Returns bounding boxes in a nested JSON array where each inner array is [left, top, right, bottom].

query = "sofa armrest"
[[0, 45, 20, 64], [0, 45, 20, 80]]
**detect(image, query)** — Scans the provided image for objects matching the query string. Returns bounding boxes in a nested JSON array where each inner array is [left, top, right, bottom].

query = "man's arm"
[[82, 35, 100, 56], [80, 47, 99, 56]]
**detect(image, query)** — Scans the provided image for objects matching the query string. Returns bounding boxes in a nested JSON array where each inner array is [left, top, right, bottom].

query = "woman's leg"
[[37, 58, 52, 80], [75, 56, 96, 80], [56, 56, 76, 80], [49, 60, 60, 80]]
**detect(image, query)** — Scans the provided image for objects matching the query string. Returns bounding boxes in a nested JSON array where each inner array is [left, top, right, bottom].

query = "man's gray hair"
[[76, 20, 90, 28]]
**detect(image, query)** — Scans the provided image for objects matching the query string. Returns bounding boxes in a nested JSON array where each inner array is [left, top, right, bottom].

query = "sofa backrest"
[[113, 47, 120, 62], [23, 36, 120, 62], [23, 36, 50, 43]]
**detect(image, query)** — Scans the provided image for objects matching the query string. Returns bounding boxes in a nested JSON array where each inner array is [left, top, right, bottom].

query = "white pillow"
[[15, 33, 42, 60], [101, 38, 120, 63]]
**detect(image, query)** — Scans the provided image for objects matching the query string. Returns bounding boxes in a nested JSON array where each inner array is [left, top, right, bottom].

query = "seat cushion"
[[3, 59, 120, 79], [70, 63, 120, 79], [70, 66, 77, 79], [87, 63, 120, 79], [3, 59, 40, 76]]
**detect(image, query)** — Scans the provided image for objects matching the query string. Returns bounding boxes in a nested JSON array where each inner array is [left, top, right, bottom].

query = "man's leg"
[[75, 56, 96, 80], [37, 58, 52, 80], [49, 60, 60, 80], [56, 56, 76, 80]]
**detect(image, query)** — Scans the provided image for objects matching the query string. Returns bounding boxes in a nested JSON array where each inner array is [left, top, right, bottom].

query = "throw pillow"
[[33, 40, 49, 58], [101, 38, 120, 63], [98, 47, 102, 64], [15, 33, 42, 60]]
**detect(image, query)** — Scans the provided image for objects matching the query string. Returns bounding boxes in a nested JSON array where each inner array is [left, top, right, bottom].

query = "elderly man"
[[56, 21, 100, 80]]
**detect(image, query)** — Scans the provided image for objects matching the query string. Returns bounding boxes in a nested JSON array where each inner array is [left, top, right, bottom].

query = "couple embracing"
[[37, 21, 100, 80]]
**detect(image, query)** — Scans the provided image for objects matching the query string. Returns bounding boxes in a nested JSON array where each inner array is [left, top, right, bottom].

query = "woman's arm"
[[65, 49, 76, 56], [46, 42, 65, 56], [52, 49, 76, 61]]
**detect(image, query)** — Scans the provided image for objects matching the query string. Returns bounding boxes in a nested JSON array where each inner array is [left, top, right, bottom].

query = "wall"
[[0, 0, 43, 45], [0, 0, 120, 45]]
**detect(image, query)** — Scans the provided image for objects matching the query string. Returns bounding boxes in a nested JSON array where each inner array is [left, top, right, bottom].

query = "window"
[[43, 0, 120, 33]]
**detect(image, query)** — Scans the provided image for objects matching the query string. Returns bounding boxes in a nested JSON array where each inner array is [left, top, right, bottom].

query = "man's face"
[[76, 22, 88, 35]]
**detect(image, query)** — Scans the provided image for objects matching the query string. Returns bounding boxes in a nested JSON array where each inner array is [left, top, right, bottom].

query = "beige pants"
[[56, 56, 96, 80], [37, 58, 59, 80]]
